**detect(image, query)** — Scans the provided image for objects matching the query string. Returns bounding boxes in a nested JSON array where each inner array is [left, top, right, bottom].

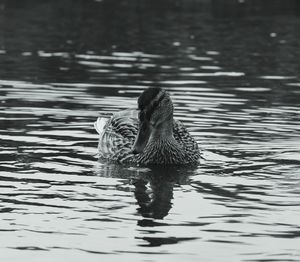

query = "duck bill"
[[132, 121, 151, 154]]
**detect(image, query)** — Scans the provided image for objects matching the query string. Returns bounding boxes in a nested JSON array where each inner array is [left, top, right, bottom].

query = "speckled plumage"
[[95, 88, 200, 165]]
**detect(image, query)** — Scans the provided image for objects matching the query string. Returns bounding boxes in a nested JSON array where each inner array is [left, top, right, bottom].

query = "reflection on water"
[[1, 0, 300, 261]]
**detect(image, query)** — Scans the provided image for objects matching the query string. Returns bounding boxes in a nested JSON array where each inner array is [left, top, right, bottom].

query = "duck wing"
[[95, 110, 138, 159], [173, 120, 200, 157]]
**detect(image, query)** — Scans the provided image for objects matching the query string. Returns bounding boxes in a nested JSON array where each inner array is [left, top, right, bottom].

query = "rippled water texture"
[[1, 1, 300, 261]]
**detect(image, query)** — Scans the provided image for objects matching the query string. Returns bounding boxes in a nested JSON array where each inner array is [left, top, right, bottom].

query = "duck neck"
[[150, 118, 174, 141], [138, 118, 186, 165]]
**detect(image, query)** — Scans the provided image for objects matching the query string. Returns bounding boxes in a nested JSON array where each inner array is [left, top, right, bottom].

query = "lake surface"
[[0, 1, 300, 261]]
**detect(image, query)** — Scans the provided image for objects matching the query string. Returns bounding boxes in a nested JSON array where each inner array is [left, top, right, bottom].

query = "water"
[[1, 1, 300, 261]]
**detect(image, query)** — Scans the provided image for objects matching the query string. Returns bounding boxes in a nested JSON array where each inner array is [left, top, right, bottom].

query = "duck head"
[[132, 87, 174, 154]]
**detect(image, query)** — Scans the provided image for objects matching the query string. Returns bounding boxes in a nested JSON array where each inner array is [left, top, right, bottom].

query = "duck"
[[94, 87, 200, 165]]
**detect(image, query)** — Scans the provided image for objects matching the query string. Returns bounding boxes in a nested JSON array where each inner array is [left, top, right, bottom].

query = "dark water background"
[[0, 1, 300, 261]]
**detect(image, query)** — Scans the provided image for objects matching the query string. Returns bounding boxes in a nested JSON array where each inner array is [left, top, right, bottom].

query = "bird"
[[94, 87, 200, 165]]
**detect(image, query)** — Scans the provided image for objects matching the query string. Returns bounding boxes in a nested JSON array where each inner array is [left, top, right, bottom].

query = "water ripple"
[[1, 4, 300, 261]]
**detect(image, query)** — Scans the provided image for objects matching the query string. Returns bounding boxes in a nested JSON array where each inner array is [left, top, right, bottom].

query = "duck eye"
[[153, 100, 159, 108]]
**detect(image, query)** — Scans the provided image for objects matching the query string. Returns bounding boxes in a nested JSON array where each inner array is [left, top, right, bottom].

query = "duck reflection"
[[133, 168, 180, 219], [95, 163, 197, 219]]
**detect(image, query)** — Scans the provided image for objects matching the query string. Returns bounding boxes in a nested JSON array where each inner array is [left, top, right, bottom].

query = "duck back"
[[95, 110, 138, 160]]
